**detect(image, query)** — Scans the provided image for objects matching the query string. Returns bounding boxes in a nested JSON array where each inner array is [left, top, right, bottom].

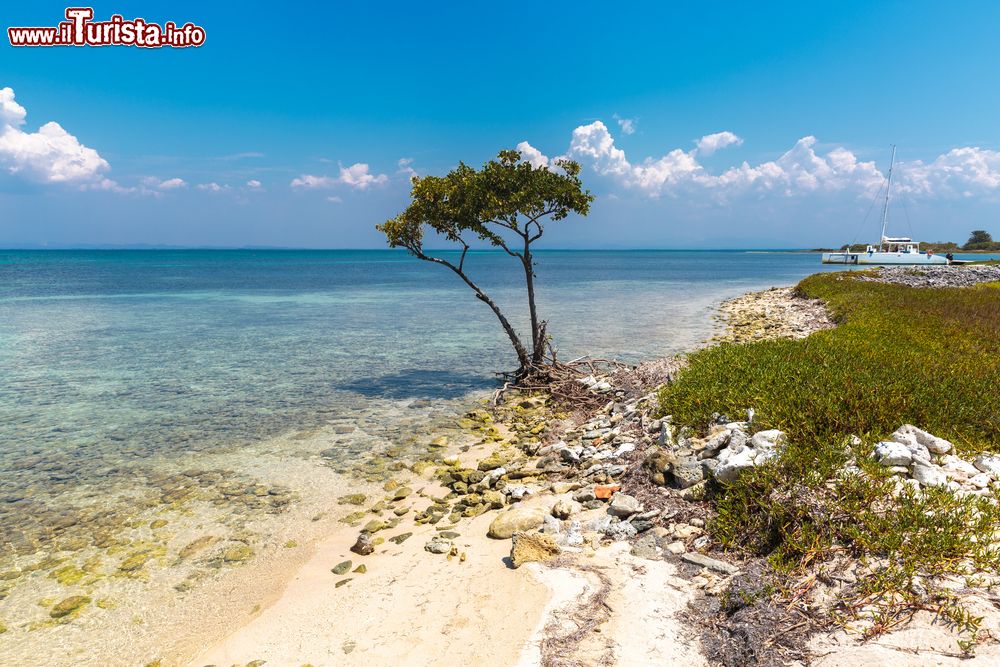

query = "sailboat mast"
[[879, 144, 896, 251]]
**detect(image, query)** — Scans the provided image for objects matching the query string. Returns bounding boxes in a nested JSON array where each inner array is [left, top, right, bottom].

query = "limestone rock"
[[974, 454, 1000, 478], [487, 506, 545, 539], [892, 424, 952, 454], [607, 492, 641, 517], [911, 461, 947, 487], [874, 441, 913, 467], [424, 537, 451, 554], [510, 531, 561, 568], [550, 498, 579, 520]]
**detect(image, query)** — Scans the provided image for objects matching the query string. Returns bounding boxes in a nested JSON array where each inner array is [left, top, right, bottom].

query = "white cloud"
[[338, 162, 388, 189], [246, 179, 262, 189], [0, 86, 112, 187], [695, 131, 742, 156], [558, 120, 1000, 201], [290, 174, 336, 189], [613, 114, 636, 135], [326, 196, 342, 203], [157, 177, 187, 190], [515, 141, 549, 169], [197, 182, 227, 192], [291, 163, 388, 190], [397, 157, 417, 179]]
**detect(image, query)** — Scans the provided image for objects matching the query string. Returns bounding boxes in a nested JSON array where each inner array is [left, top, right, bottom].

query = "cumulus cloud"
[[337, 162, 388, 189], [613, 114, 636, 135], [0, 86, 113, 187], [246, 179, 262, 189], [291, 163, 389, 190], [515, 141, 550, 169], [397, 157, 417, 180], [695, 131, 742, 156], [557, 120, 1000, 201], [197, 182, 227, 193]]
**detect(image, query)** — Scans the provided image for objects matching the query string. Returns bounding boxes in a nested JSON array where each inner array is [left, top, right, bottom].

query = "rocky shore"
[[195, 277, 1000, 667], [713, 286, 835, 344], [856, 264, 1000, 288]]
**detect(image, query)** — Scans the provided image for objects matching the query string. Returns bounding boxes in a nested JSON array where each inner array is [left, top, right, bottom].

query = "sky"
[[1, 1, 999, 249]]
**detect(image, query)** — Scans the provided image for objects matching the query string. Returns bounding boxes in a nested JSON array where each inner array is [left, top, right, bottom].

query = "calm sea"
[[0, 248, 996, 663]]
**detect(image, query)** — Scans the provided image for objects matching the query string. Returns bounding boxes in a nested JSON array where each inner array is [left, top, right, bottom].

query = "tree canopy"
[[378, 149, 593, 375]]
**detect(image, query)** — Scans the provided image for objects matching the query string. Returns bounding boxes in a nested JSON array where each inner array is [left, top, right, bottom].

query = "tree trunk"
[[415, 251, 532, 371], [522, 245, 545, 365]]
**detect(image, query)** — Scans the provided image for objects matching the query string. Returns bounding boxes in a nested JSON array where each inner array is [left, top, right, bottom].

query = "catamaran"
[[822, 146, 948, 265]]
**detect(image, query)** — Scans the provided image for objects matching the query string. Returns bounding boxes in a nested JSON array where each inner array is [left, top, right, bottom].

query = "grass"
[[657, 270, 1000, 646]]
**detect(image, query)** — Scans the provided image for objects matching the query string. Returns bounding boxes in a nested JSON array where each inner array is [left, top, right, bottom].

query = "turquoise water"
[[1, 248, 997, 662]]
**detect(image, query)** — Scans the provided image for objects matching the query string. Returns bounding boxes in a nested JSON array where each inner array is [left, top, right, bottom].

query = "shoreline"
[[187, 281, 818, 666]]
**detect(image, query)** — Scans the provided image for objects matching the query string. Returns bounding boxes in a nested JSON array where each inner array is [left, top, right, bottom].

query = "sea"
[[0, 248, 996, 663]]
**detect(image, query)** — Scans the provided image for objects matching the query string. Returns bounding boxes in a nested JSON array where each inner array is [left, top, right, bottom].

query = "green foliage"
[[965, 229, 994, 247], [659, 273, 1000, 450], [377, 150, 593, 255], [658, 271, 1000, 645]]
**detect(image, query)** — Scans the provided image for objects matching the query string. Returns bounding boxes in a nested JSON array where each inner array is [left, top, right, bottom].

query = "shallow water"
[[1, 248, 995, 663]]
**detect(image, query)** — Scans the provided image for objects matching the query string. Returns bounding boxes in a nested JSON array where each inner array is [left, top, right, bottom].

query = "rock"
[[673, 523, 703, 540], [582, 499, 605, 510], [748, 429, 782, 449], [874, 441, 913, 467], [353, 564, 367, 574], [969, 473, 992, 489], [630, 533, 662, 560], [669, 455, 704, 489], [562, 521, 585, 547], [507, 485, 531, 501], [559, 446, 582, 464], [631, 519, 654, 533], [700, 431, 731, 458], [482, 490, 506, 509], [551, 498, 579, 520], [487, 507, 546, 539], [392, 486, 412, 500], [331, 560, 352, 575], [974, 454, 1000, 478], [424, 537, 452, 554], [478, 452, 507, 471], [665, 541, 686, 555], [604, 521, 638, 541], [593, 484, 621, 499], [510, 531, 561, 568], [714, 448, 756, 484], [350, 533, 375, 555], [573, 488, 596, 503], [892, 424, 953, 454], [679, 481, 707, 501], [681, 552, 738, 575], [911, 461, 947, 487], [363, 519, 388, 534], [338, 493, 367, 506], [608, 492, 641, 517], [50, 595, 91, 618], [222, 545, 254, 563]]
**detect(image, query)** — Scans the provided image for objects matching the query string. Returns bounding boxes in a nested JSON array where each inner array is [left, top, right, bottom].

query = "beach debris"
[[510, 531, 560, 568], [593, 484, 620, 499]]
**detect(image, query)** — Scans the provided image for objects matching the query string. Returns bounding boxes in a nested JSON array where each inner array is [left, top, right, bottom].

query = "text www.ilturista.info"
[[8, 7, 205, 48]]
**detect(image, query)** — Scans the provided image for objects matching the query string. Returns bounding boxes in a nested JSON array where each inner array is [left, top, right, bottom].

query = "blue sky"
[[2, 1, 999, 248]]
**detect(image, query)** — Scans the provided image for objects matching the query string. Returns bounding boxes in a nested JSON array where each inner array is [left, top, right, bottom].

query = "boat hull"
[[822, 252, 948, 265]]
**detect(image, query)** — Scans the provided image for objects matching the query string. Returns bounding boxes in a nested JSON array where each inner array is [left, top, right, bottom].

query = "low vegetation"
[[658, 270, 1000, 647]]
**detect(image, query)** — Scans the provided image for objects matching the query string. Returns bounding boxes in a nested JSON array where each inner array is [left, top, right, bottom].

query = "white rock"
[[974, 454, 1000, 479], [874, 441, 913, 467], [892, 424, 952, 454], [613, 442, 636, 457], [608, 492, 642, 517], [969, 473, 992, 489], [665, 541, 686, 555], [715, 448, 756, 484], [750, 429, 786, 450], [905, 443, 931, 462], [911, 461, 947, 487], [940, 455, 979, 481]]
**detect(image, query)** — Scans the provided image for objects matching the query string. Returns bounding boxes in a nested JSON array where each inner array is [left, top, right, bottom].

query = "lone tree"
[[964, 230, 994, 249], [377, 149, 593, 380]]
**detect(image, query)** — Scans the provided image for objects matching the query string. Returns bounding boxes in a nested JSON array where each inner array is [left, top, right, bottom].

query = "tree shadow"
[[340, 368, 496, 400]]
